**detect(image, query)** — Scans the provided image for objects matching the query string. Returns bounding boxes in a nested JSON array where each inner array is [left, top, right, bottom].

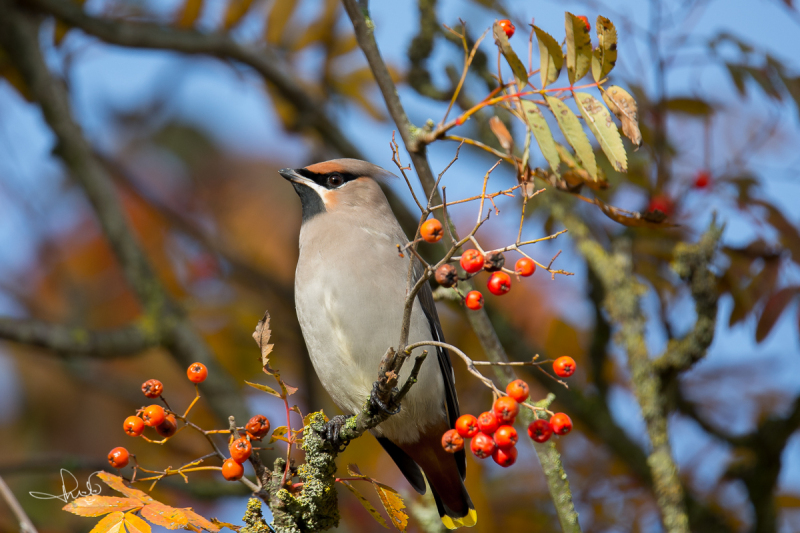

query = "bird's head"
[[279, 159, 396, 222]]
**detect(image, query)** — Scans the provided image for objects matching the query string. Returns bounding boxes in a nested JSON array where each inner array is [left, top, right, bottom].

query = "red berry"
[[464, 290, 484, 311], [142, 404, 166, 427], [694, 171, 711, 189], [460, 250, 484, 274], [187, 362, 208, 384], [230, 437, 253, 464], [491, 445, 517, 467], [155, 414, 177, 438], [553, 356, 576, 378], [441, 429, 465, 453], [455, 414, 479, 438], [527, 419, 553, 443], [123, 416, 145, 437], [246, 415, 271, 441], [515, 257, 535, 277], [487, 272, 511, 296], [550, 413, 573, 435], [483, 251, 505, 272], [470, 432, 496, 459], [141, 379, 163, 399], [108, 447, 130, 469], [477, 411, 499, 434], [648, 195, 672, 216], [494, 425, 518, 450], [577, 15, 590, 31], [505, 379, 529, 403], [435, 264, 458, 288], [222, 458, 244, 481], [420, 219, 444, 243], [493, 396, 519, 424], [498, 19, 515, 38]]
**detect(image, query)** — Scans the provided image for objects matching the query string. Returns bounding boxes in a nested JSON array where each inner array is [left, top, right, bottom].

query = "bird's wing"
[[416, 279, 466, 480]]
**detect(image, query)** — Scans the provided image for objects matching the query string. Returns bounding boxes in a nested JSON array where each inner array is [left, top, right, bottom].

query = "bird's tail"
[[429, 479, 477, 529]]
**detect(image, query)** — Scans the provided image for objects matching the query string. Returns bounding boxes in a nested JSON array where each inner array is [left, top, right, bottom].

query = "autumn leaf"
[[756, 287, 799, 342], [123, 512, 151, 533], [176, 0, 204, 29], [97, 472, 155, 504], [574, 92, 627, 172], [601, 85, 642, 148], [533, 27, 563, 88], [489, 116, 514, 153], [341, 481, 389, 528], [184, 508, 222, 532], [591, 16, 617, 82], [223, 0, 255, 30], [373, 483, 408, 532], [88, 512, 125, 533], [245, 380, 282, 398], [493, 21, 528, 89], [140, 501, 189, 529], [565, 12, 592, 84], [63, 496, 142, 517], [545, 95, 598, 180], [252, 311, 274, 371], [268, 426, 289, 444]]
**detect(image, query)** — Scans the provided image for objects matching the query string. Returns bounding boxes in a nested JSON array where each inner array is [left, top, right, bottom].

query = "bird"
[[280, 158, 476, 529]]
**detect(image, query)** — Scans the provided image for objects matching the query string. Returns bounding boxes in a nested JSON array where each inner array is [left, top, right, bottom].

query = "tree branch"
[[0, 317, 160, 357], [341, 1, 582, 531]]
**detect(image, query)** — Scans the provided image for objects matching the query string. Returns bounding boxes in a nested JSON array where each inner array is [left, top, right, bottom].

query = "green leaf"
[[519, 101, 560, 176], [533, 27, 563, 88], [601, 85, 642, 148], [493, 21, 528, 89], [591, 16, 617, 81], [574, 92, 627, 172], [565, 12, 592, 84], [544, 96, 597, 180], [244, 380, 282, 398], [341, 481, 389, 528]]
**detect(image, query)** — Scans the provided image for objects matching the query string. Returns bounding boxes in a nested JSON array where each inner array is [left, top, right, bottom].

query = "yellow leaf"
[[601, 85, 642, 148], [533, 27, 563, 88], [341, 481, 388, 528], [97, 473, 155, 504], [184, 508, 222, 532], [545, 95, 598, 180], [520, 100, 560, 177], [264, 0, 299, 44], [592, 16, 618, 82], [62, 496, 142, 517], [223, 0, 255, 30], [302, 410, 328, 428], [140, 502, 189, 529], [123, 512, 151, 533], [267, 426, 288, 444], [565, 12, 592, 84], [373, 483, 408, 532], [89, 512, 125, 533], [574, 92, 627, 172], [176, 0, 204, 29], [244, 380, 282, 398], [346, 464, 367, 478]]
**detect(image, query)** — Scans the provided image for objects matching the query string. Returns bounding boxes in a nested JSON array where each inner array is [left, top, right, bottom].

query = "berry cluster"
[[429, 248, 536, 311], [441, 376, 574, 468], [106, 362, 273, 483]]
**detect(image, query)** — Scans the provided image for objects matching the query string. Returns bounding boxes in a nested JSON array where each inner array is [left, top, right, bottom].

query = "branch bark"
[[341, 1, 582, 531]]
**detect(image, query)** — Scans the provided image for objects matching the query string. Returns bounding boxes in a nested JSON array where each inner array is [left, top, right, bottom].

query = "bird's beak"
[[279, 168, 312, 185]]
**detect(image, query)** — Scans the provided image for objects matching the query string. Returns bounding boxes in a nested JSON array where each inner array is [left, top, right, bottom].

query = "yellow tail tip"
[[441, 509, 477, 529]]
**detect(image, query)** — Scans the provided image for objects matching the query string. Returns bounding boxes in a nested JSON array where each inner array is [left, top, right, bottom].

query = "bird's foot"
[[322, 415, 352, 452], [370, 382, 401, 415]]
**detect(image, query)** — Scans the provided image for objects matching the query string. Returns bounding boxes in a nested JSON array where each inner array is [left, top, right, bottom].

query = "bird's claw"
[[370, 382, 401, 415], [322, 415, 351, 452]]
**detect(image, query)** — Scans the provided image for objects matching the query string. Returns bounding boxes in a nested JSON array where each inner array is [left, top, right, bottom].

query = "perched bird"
[[280, 159, 476, 529]]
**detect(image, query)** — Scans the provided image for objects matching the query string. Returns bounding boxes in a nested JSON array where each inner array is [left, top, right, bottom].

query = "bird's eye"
[[326, 173, 344, 188]]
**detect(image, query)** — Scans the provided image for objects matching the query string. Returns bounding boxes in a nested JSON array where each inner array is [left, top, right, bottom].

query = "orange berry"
[[141, 379, 163, 399], [460, 249, 484, 274], [187, 362, 208, 384], [221, 458, 244, 481], [108, 447, 130, 469], [553, 356, 576, 378], [492, 445, 517, 467], [505, 379, 529, 403], [246, 415, 271, 441], [155, 415, 177, 438], [420, 219, 444, 243], [435, 264, 458, 288], [528, 419, 553, 443], [494, 425, 518, 450], [464, 290, 484, 311], [123, 416, 145, 437], [477, 411, 499, 435], [493, 396, 519, 424], [550, 413, 573, 435], [142, 404, 166, 427], [483, 251, 505, 272], [441, 429, 464, 454], [455, 414, 479, 438], [487, 272, 511, 296], [230, 437, 253, 464], [515, 257, 535, 277], [498, 19, 515, 38], [470, 432, 496, 459], [577, 15, 590, 31]]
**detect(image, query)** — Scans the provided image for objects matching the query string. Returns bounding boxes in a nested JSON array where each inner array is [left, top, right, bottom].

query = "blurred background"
[[1, 0, 799, 531]]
